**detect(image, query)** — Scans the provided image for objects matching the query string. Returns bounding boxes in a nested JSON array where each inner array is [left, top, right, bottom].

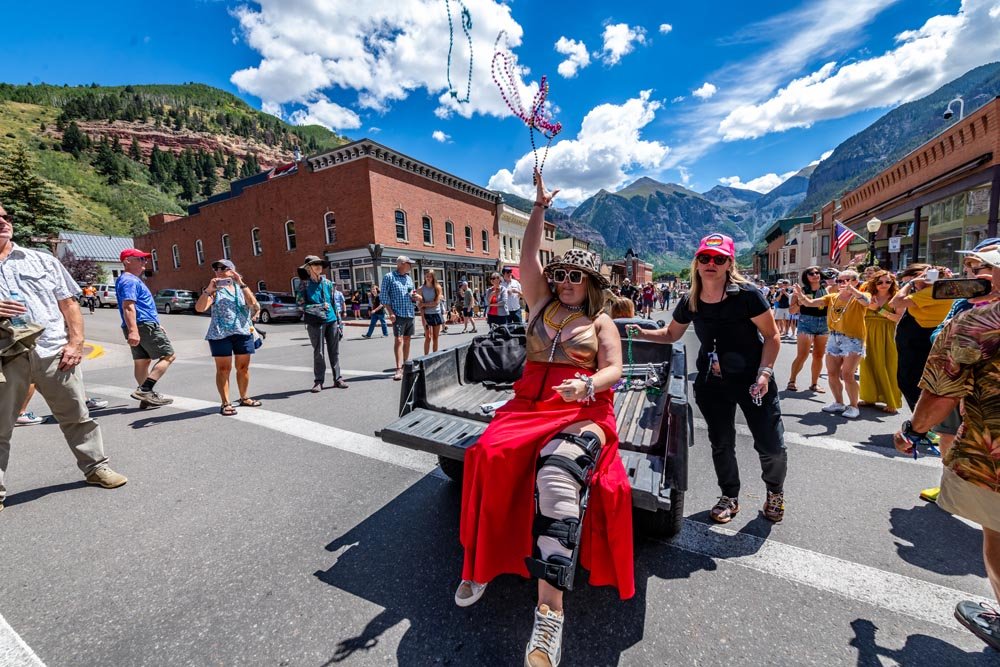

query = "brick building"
[[138, 139, 502, 304], [831, 96, 1000, 271], [608, 249, 653, 285]]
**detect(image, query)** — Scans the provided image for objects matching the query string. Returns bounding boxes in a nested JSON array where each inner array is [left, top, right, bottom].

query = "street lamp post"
[[943, 96, 965, 122], [866, 217, 882, 268]]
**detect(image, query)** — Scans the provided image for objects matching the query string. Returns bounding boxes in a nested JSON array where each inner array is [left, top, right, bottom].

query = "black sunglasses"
[[836, 278, 854, 284], [550, 269, 585, 284], [696, 254, 728, 266], [806, 270, 820, 276], [212, 265, 229, 271]]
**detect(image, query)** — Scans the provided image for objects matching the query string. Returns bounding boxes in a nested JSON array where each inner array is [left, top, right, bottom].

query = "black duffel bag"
[[465, 323, 526, 384]]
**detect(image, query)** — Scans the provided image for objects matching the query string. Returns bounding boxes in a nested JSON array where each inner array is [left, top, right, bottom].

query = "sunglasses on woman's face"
[[876, 280, 892, 285], [550, 269, 585, 284], [212, 266, 228, 271], [696, 254, 728, 266], [806, 271, 820, 276]]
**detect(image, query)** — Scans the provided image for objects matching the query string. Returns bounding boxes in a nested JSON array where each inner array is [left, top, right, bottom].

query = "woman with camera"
[[628, 233, 786, 525], [297, 256, 348, 393], [457, 169, 632, 666], [195, 259, 261, 415]]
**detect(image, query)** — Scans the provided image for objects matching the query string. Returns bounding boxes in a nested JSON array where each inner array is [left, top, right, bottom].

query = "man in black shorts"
[[115, 249, 175, 407]]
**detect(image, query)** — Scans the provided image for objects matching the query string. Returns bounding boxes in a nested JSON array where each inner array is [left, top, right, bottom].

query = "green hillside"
[[0, 83, 348, 241]]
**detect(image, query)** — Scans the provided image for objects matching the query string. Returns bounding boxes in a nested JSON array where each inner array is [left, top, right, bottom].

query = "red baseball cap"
[[120, 248, 152, 262], [696, 233, 735, 258]]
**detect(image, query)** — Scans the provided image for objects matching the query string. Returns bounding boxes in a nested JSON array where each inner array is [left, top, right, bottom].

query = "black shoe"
[[955, 601, 1000, 651], [361, 334, 372, 339]]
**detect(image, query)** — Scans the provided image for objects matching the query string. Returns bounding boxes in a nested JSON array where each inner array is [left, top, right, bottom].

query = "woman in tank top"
[[787, 265, 829, 392], [419, 270, 444, 354], [456, 168, 633, 666]]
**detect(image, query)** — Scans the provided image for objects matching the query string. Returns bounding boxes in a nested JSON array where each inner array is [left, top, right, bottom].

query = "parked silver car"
[[254, 292, 301, 323], [93, 284, 118, 309], [155, 289, 198, 314]]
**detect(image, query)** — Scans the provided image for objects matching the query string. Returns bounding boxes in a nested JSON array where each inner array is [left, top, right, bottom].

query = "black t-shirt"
[[798, 286, 827, 317], [673, 284, 769, 380], [776, 289, 791, 308]]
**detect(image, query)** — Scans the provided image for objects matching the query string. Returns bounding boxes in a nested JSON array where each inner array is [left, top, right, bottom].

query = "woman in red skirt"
[[456, 169, 633, 667]]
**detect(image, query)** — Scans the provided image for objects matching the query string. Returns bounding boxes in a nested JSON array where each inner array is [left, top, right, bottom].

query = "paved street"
[[1, 306, 996, 666]]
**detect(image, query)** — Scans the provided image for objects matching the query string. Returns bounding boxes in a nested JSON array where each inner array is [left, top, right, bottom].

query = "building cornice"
[[308, 139, 501, 205]]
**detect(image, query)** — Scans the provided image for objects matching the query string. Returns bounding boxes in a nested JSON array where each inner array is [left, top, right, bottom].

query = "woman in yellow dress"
[[859, 270, 903, 413]]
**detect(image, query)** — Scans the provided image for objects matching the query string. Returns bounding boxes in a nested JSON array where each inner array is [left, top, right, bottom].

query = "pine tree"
[[94, 139, 125, 184], [239, 153, 260, 178], [0, 143, 68, 244], [223, 153, 238, 179], [61, 121, 87, 158], [111, 135, 123, 154], [148, 145, 167, 184], [129, 137, 142, 162]]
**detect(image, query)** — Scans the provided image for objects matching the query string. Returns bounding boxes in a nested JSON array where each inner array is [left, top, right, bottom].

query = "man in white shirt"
[[0, 202, 127, 512], [501, 266, 523, 324]]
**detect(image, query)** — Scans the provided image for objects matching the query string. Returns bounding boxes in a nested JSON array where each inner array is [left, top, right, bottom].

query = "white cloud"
[[554, 37, 591, 78], [599, 23, 647, 65], [287, 98, 362, 131], [487, 90, 669, 204], [692, 82, 718, 100], [718, 170, 798, 193], [659, 23, 673, 35], [719, 0, 1000, 140], [809, 149, 835, 166], [260, 101, 283, 118], [677, 166, 691, 186], [368, 126, 382, 134], [432, 130, 451, 142], [671, 95, 686, 103], [229, 0, 532, 122], [663, 0, 901, 168]]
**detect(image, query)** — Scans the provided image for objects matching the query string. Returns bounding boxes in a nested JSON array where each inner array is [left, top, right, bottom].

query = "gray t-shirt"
[[420, 284, 442, 315]]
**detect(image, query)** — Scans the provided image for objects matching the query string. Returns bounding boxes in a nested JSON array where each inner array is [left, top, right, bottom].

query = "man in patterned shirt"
[[380, 255, 416, 381], [894, 244, 1000, 651]]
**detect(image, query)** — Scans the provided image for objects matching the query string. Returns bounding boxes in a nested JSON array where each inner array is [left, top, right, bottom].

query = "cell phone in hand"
[[216, 278, 233, 288]]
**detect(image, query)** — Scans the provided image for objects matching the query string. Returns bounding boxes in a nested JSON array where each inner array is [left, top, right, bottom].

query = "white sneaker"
[[842, 406, 860, 419], [86, 398, 109, 410], [525, 604, 564, 667], [15, 412, 45, 426], [454, 580, 488, 607], [822, 402, 846, 413]]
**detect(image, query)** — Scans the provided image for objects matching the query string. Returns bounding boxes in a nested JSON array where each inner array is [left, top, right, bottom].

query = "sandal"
[[220, 403, 237, 416], [785, 382, 797, 392], [393, 369, 403, 381], [237, 397, 262, 407], [808, 384, 826, 393]]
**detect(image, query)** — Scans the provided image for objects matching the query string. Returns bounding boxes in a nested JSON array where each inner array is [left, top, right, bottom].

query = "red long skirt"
[[459, 361, 635, 599]]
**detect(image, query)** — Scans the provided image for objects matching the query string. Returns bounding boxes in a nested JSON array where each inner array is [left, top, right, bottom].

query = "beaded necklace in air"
[[829, 295, 855, 325], [543, 301, 584, 363]]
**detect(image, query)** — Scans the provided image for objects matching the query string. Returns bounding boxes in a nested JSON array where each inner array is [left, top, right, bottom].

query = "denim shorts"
[[826, 331, 865, 357], [208, 333, 255, 357], [424, 313, 443, 327], [797, 314, 829, 336]]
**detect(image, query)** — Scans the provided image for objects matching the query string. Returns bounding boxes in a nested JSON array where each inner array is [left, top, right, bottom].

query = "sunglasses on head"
[[696, 254, 728, 265], [550, 268, 585, 284]]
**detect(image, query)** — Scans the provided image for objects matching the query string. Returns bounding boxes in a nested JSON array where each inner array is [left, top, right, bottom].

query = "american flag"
[[831, 221, 862, 264]]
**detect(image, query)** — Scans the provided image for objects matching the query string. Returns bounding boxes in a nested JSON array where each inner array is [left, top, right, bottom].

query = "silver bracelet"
[[574, 372, 595, 403], [758, 366, 774, 377]]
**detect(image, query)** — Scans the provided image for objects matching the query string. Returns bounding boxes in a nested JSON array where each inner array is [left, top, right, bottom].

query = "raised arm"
[[791, 284, 825, 307], [520, 168, 560, 310]]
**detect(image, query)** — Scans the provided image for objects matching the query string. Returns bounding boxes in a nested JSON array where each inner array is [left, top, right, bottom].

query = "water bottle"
[[7, 290, 28, 328]]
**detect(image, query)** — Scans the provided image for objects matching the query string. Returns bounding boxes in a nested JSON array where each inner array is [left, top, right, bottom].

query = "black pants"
[[894, 313, 934, 411], [694, 376, 787, 498]]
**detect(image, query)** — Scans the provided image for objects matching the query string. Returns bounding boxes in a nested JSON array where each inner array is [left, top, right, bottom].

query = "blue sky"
[[3, 0, 998, 204]]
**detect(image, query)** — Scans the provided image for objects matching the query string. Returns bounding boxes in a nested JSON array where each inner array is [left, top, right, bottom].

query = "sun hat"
[[544, 248, 610, 288], [299, 255, 330, 270], [958, 246, 1000, 268], [120, 248, 151, 262], [211, 259, 235, 271], [695, 233, 736, 258]]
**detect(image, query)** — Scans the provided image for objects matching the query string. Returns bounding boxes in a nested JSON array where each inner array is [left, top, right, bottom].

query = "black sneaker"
[[710, 496, 740, 524], [955, 601, 1000, 651]]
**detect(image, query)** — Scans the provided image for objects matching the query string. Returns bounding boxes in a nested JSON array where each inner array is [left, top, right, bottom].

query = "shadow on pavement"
[[129, 408, 214, 428], [889, 505, 987, 578], [313, 473, 716, 666], [3, 480, 88, 507], [849, 618, 996, 665]]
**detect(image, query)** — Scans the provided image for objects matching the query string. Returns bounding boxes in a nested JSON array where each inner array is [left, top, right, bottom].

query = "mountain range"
[[500, 60, 1000, 272]]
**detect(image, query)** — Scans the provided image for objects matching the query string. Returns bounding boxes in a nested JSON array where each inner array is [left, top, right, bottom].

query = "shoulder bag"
[[465, 322, 527, 385]]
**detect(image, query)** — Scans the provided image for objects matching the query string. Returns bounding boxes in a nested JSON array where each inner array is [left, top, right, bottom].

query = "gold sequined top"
[[526, 307, 600, 370]]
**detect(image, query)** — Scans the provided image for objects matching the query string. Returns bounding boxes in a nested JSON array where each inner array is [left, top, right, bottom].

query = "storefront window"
[[926, 193, 967, 271]]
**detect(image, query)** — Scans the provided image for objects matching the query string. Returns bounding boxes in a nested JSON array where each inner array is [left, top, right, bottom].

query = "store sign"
[[888, 236, 901, 253]]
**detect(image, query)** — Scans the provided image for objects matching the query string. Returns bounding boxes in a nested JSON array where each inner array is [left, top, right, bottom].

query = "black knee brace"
[[525, 431, 603, 591]]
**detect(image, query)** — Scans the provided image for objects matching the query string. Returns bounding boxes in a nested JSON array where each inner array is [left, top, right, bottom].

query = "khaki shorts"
[[939, 467, 1000, 532]]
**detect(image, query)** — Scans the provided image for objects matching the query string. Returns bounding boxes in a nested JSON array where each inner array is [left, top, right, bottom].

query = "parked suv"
[[255, 292, 301, 323], [155, 289, 198, 314], [93, 284, 118, 309]]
